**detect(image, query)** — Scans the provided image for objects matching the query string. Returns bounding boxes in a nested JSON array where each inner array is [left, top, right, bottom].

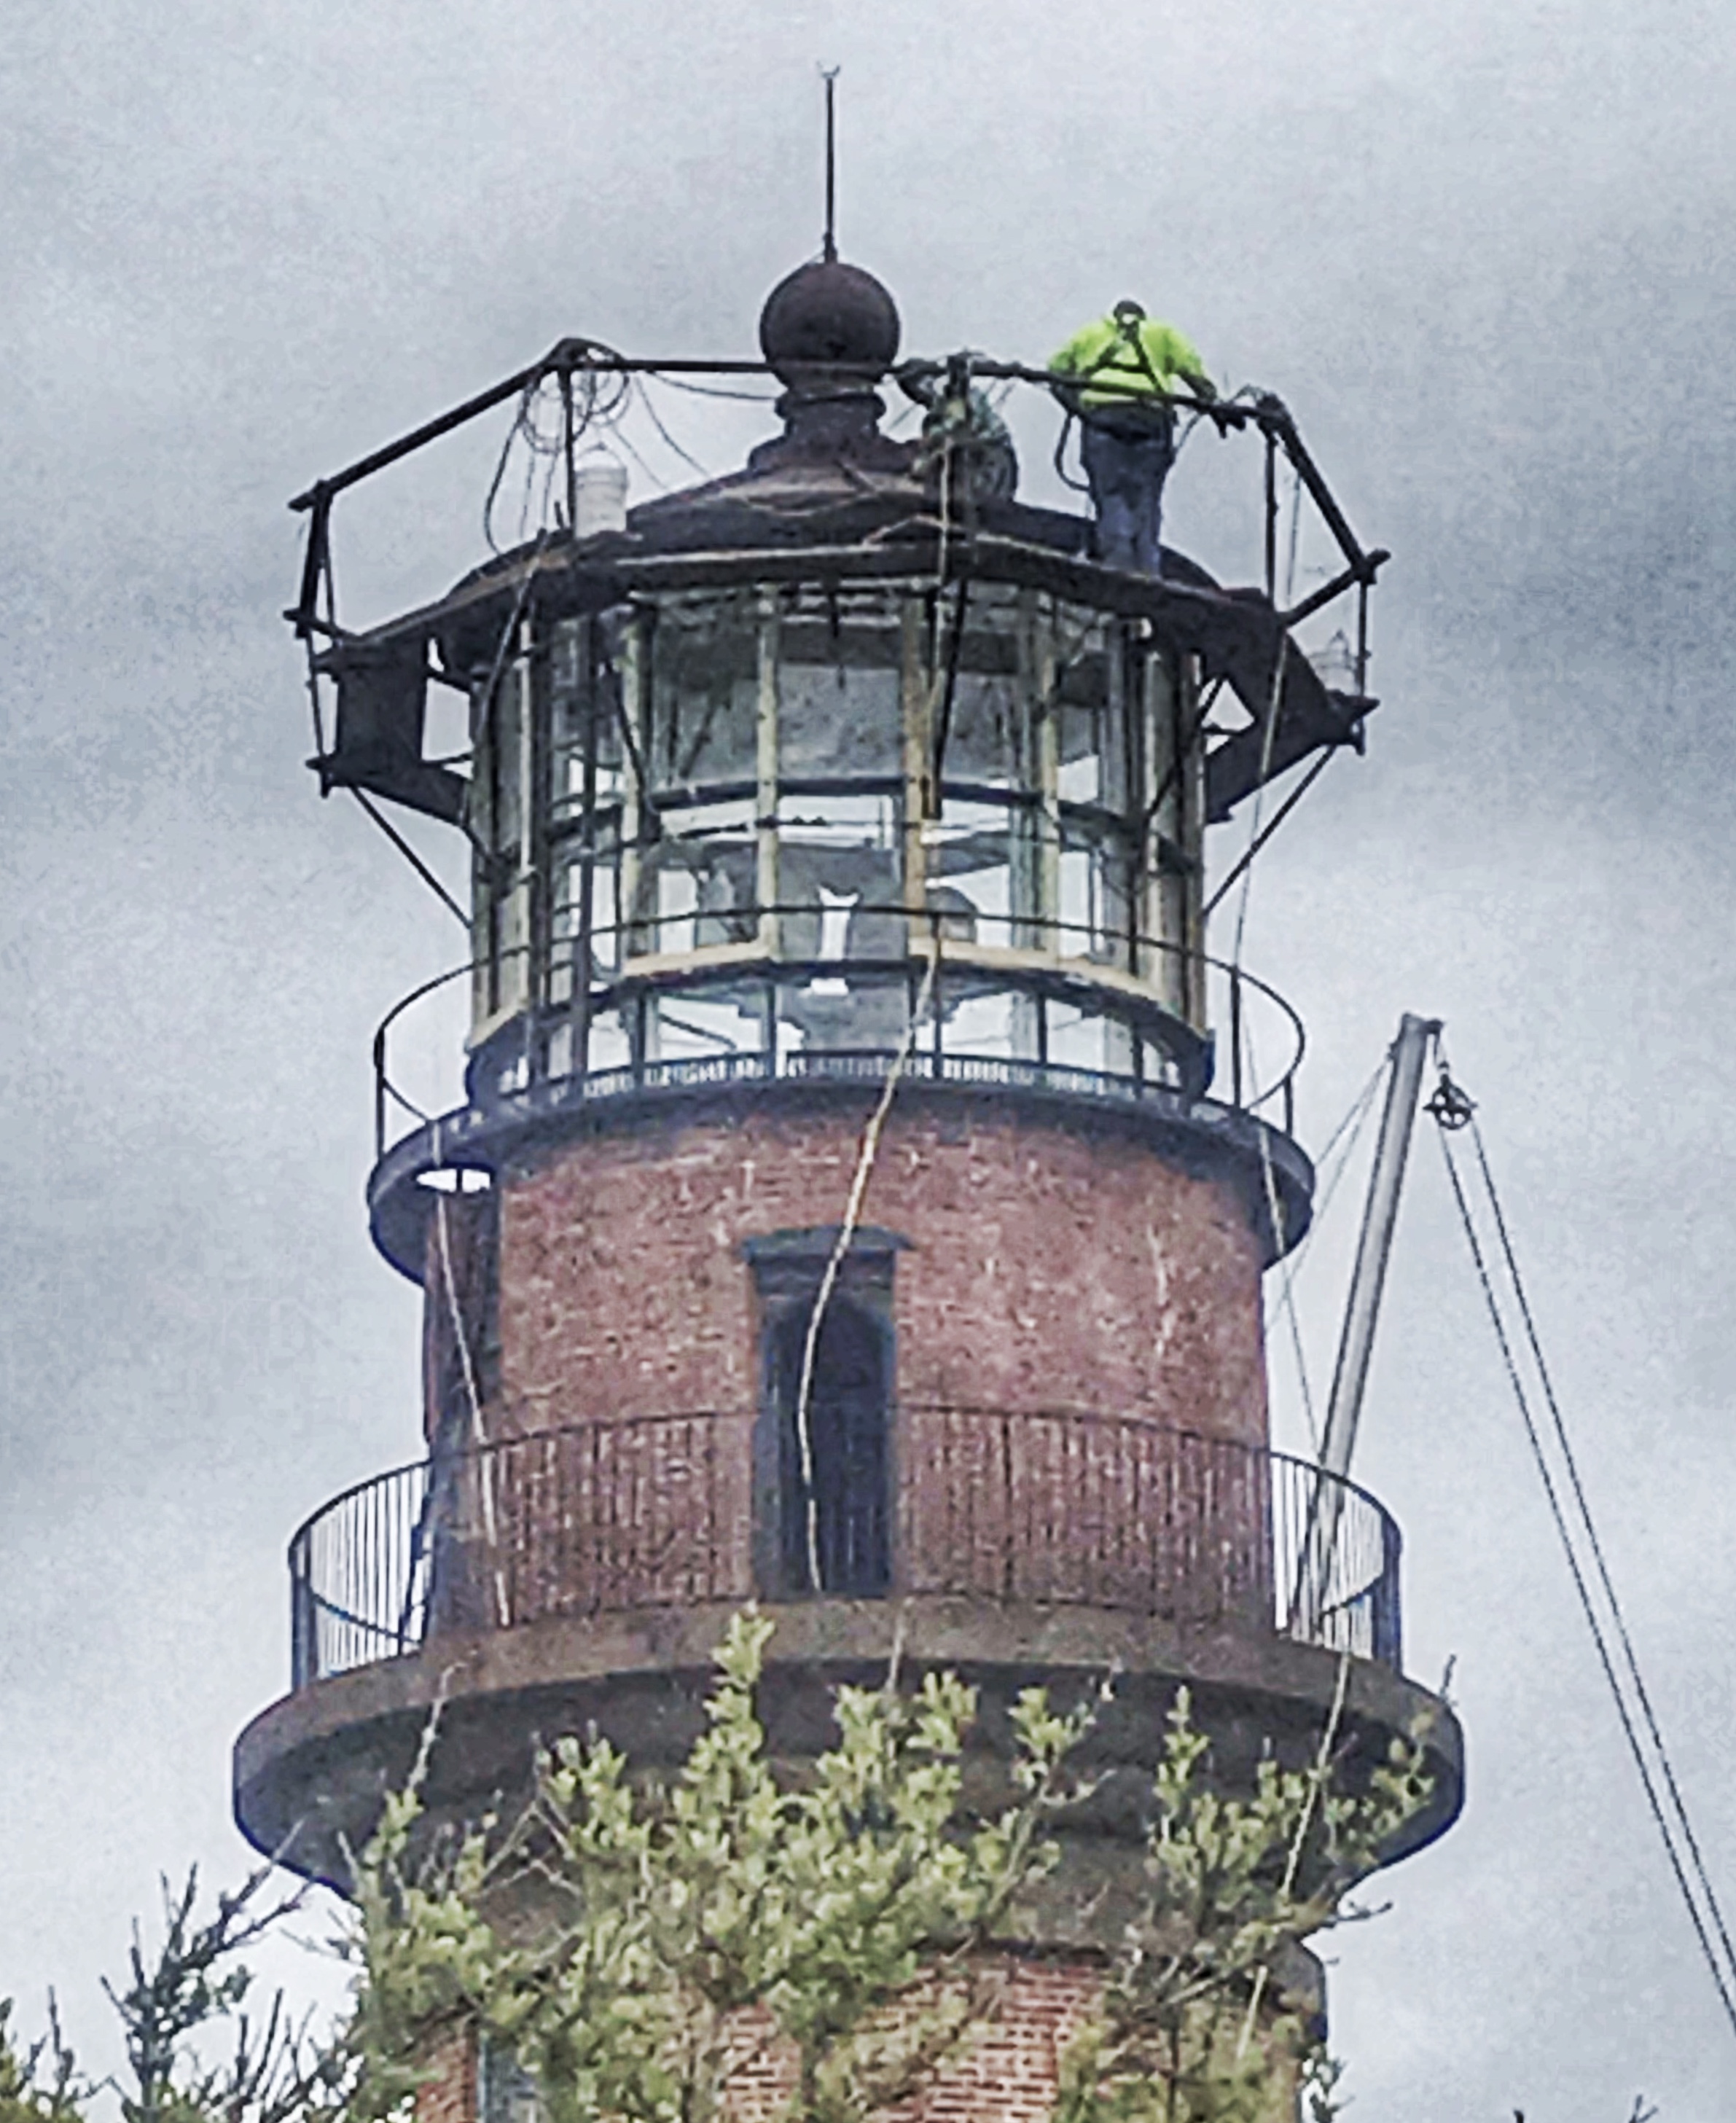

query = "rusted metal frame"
[[1128, 627, 1154, 1077], [618, 610, 654, 991], [338, 534, 1201, 660], [613, 536, 1188, 614], [347, 787, 469, 929], [488, 617, 537, 1030], [1146, 645, 1209, 1033], [927, 909, 945, 1069], [1200, 748, 1337, 920], [1262, 407, 1367, 571], [525, 617, 556, 1049], [1180, 654, 1208, 1029], [1034, 608, 1063, 981], [1006, 593, 1044, 1060], [287, 354, 1258, 520], [1279, 548, 1391, 630], [300, 611, 472, 700], [610, 605, 657, 846], [289, 354, 556, 512], [755, 590, 782, 961], [928, 566, 972, 796], [1229, 974, 1244, 1108], [292, 487, 335, 633], [1202, 655, 1373, 824], [899, 596, 931, 923], [1356, 576, 1372, 695], [1098, 619, 1138, 1000], [571, 619, 601, 1092], [469, 666, 498, 1026], [1137, 673, 1224, 837], [1138, 636, 1181, 1023], [558, 367, 578, 533]]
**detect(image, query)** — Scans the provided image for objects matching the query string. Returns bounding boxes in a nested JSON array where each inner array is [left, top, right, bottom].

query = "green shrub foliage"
[[6, 1612, 1436, 2123]]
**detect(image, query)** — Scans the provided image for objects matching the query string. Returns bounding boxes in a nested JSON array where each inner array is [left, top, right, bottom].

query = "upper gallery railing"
[[369, 916, 1307, 1162], [289, 1407, 1401, 1689]]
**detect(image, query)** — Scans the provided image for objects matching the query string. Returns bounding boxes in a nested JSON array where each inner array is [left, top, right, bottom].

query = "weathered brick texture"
[[491, 1103, 1266, 1439], [716, 1955, 1103, 2123], [410, 1955, 1101, 2123], [415, 2028, 477, 2123], [411, 1955, 1302, 2123]]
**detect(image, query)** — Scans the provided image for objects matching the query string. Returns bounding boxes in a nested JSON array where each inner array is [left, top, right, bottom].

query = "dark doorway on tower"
[[771, 1292, 891, 1595], [743, 1224, 904, 1600]]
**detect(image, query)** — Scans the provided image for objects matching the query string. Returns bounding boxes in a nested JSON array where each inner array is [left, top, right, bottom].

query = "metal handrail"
[[367, 913, 1307, 1161], [287, 1408, 1401, 1689], [289, 343, 1384, 694]]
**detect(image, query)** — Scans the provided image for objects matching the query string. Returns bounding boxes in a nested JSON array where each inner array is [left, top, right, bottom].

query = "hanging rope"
[[1430, 1063, 1736, 2046], [483, 353, 633, 550], [635, 376, 716, 485], [1236, 1649, 1353, 2060], [1283, 462, 1304, 609], [1227, 630, 1290, 981], [428, 1118, 511, 1631], [792, 940, 940, 1591], [1263, 1058, 1388, 1455], [470, 525, 553, 780]]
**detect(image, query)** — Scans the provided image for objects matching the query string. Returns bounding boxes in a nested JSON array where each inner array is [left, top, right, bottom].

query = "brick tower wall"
[[413, 1951, 1302, 2123], [485, 1102, 1268, 1439]]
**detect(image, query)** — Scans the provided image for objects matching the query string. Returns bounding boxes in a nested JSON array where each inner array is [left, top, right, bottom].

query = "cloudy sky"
[[4, 1, 1736, 2114]]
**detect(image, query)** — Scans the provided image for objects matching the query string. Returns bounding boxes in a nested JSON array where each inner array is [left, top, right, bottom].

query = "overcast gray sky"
[[4, 1, 1736, 2114]]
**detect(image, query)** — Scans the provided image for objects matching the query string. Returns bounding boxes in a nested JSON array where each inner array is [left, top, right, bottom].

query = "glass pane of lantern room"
[[644, 979, 767, 1072], [928, 590, 1028, 950], [644, 798, 756, 957], [938, 595, 1024, 789], [775, 587, 904, 1024], [638, 598, 761, 950], [776, 791, 900, 957], [1052, 612, 1122, 808], [647, 596, 759, 796], [928, 797, 1011, 949], [778, 589, 903, 782]]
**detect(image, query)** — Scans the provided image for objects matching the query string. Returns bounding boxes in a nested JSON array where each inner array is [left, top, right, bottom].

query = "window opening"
[[773, 1293, 891, 1595]]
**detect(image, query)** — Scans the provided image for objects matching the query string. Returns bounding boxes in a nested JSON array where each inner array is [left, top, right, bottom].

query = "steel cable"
[[1432, 1100, 1736, 2044], [1466, 1111, 1736, 1999]]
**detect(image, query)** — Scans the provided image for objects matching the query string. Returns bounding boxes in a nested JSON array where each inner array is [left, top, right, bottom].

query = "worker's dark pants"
[[1080, 414, 1176, 574]]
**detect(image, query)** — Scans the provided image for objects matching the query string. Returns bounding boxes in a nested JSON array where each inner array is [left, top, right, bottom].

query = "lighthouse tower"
[[234, 251, 1462, 2116]]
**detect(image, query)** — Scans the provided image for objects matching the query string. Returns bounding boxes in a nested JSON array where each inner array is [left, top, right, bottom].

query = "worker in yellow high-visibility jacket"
[[1049, 300, 1216, 575]]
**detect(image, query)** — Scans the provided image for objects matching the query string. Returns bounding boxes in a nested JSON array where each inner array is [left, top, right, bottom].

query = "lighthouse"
[[234, 245, 1463, 2118]]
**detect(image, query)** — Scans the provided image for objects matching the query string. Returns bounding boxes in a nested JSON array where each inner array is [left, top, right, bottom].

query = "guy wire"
[[1434, 1103, 1736, 2044], [1469, 1109, 1736, 1995]]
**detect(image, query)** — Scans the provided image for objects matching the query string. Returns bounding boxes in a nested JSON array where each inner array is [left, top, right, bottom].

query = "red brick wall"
[[415, 2028, 476, 2123], [490, 1102, 1267, 1442], [411, 1955, 1301, 2123], [718, 1954, 1102, 2123], [410, 1955, 1100, 2123]]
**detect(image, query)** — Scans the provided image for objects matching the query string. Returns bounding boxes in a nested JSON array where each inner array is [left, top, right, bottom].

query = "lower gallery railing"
[[289, 1408, 1401, 1689]]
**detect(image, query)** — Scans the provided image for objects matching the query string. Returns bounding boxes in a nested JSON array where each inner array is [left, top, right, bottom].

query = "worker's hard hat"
[[1112, 299, 1146, 327]]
